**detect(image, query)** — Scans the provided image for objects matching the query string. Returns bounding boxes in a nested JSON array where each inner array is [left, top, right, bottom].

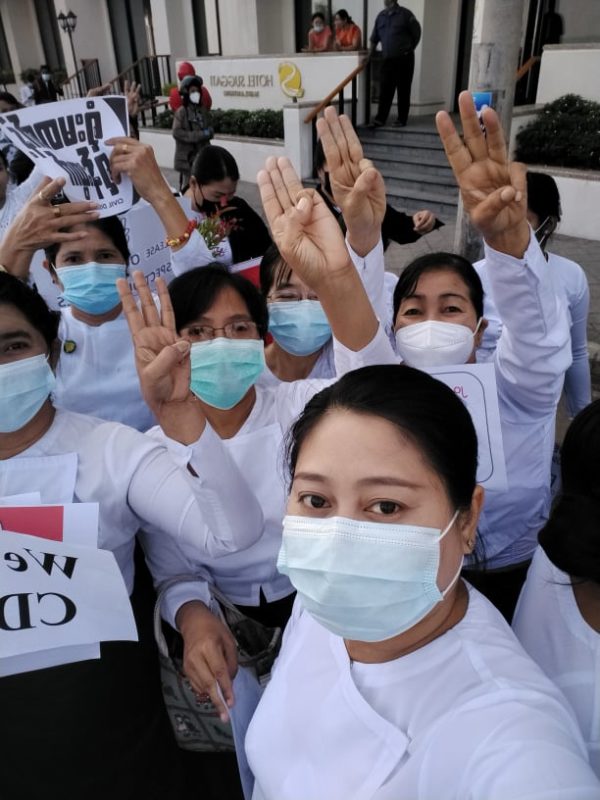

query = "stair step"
[[385, 187, 459, 221], [360, 141, 450, 163], [371, 157, 454, 179]]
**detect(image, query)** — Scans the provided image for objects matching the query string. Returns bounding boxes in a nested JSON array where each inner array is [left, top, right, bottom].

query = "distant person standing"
[[306, 12, 333, 52], [369, 0, 421, 128], [33, 65, 64, 104], [540, 0, 564, 47], [333, 10, 362, 50]]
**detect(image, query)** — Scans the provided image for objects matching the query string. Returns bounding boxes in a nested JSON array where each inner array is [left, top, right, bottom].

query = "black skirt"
[[0, 549, 184, 800]]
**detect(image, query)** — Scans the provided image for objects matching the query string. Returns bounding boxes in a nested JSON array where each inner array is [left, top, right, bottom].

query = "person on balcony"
[[305, 12, 333, 52], [333, 10, 362, 51]]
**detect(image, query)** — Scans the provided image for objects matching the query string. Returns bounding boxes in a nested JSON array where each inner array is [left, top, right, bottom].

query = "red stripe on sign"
[[0, 506, 65, 541], [230, 258, 261, 288]]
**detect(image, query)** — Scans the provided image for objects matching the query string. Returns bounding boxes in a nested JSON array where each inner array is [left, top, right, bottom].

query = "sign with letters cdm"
[[182, 52, 366, 111]]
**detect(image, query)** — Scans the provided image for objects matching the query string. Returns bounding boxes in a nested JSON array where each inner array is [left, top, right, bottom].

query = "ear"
[[43, 259, 62, 288], [457, 484, 485, 555], [473, 317, 488, 349]]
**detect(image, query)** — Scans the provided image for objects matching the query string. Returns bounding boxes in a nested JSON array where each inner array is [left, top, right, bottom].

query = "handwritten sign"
[[425, 363, 508, 492], [0, 96, 133, 216], [0, 529, 137, 660]]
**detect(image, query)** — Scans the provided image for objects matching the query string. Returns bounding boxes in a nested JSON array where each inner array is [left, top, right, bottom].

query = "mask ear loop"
[[438, 509, 465, 596]]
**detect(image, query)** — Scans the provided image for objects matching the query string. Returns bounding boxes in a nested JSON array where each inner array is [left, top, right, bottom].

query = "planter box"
[[140, 128, 284, 183]]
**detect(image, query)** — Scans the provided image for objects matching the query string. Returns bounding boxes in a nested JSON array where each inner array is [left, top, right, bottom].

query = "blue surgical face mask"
[[57, 262, 126, 315], [0, 353, 56, 433], [277, 511, 462, 642], [190, 337, 265, 410], [268, 300, 332, 357]]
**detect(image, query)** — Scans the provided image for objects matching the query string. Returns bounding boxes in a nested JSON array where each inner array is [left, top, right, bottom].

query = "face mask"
[[313, 23, 324, 32], [394, 319, 481, 368], [41, 72, 50, 82], [57, 262, 126, 315], [189, 91, 201, 104], [268, 300, 332, 356], [278, 511, 461, 641], [0, 354, 56, 433], [190, 338, 265, 410]]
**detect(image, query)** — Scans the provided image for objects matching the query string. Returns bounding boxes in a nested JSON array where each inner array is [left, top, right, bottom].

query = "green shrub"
[[515, 94, 600, 170], [20, 68, 38, 84], [150, 107, 283, 139]]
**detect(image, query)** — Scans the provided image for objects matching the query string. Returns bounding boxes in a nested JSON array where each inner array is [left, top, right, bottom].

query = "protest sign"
[[0, 96, 133, 216], [425, 362, 508, 492], [0, 529, 137, 660], [230, 256, 262, 288]]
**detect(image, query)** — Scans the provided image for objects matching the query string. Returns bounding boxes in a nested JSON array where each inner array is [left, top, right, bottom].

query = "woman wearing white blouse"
[[245, 364, 599, 800], [0, 271, 262, 798], [513, 399, 600, 777]]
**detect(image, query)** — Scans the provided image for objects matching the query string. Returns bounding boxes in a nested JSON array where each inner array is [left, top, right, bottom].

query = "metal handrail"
[[515, 55, 541, 82], [60, 59, 101, 98], [304, 57, 369, 124]]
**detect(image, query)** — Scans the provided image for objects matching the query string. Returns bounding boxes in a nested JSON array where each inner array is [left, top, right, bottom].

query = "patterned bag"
[[154, 577, 281, 751]]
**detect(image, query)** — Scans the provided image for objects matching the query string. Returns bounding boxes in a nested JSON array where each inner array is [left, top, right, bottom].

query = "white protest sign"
[[0, 96, 133, 216], [425, 362, 508, 492], [0, 529, 137, 659]]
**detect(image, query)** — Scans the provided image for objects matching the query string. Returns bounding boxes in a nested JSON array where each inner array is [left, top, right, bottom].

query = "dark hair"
[[259, 243, 290, 296], [44, 214, 130, 265], [0, 92, 21, 109], [335, 9, 353, 22], [169, 265, 269, 338], [526, 171, 561, 222], [311, 12, 325, 22], [191, 145, 240, 186], [287, 364, 478, 511], [40, 64, 50, 72], [0, 272, 60, 348], [0, 149, 7, 169], [393, 252, 484, 321], [539, 400, 600, 584], [314, 138, 326, 173]]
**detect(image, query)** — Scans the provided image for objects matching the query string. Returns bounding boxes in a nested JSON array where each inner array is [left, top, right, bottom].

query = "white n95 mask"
[[395, 319, 481, 368], [277, 512, 461, 642]]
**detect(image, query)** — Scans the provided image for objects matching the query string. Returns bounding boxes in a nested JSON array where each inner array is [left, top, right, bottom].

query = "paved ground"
[[164, 167, 600, 401]]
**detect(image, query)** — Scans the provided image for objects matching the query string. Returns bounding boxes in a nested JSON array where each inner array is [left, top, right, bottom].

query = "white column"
[[283, 101, 319, 180]]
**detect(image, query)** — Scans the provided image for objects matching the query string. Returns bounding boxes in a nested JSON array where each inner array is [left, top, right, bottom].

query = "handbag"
[[154, 576, 282, 752]]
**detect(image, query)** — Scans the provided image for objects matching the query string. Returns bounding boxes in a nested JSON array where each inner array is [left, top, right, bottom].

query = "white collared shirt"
[[246, 586, 599, 799], [0, 408, 263, 594], [513, 547, 600, 777]]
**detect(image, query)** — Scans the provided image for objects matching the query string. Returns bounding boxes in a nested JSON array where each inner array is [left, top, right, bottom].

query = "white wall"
[[216, 0, 260, 55], [150, 0, 197, 76], [0, 0, 45, 87], [53, 0, 118, 83], [257, 0, 295, 54], [558, 0, 600, 44], [537, 45, 600, 104], [554, 172, 600, 240]]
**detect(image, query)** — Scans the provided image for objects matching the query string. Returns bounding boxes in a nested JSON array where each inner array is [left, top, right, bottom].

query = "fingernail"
[[175, 340, 190, 354]]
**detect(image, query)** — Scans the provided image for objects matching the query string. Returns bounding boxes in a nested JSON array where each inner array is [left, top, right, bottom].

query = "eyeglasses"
[[267, 291, 320, 303], [185, 320, 260, 341]]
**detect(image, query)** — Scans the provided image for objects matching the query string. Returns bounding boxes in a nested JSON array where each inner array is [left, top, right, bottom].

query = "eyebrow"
[[293, 472, 421, 489], [405, 292, 468, 302], [0, 330, 33, 342]]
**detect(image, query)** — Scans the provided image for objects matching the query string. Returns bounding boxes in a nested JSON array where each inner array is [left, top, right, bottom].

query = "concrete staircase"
[[357, 115, 459, 223]]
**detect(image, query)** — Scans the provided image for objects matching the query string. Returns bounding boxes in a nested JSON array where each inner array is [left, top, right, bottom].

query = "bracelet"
[[166, 219, 197, 249]]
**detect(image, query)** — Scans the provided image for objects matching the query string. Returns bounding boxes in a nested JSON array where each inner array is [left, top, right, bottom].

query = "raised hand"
[[257, 156, 352, 292], [123, 80, 142, 118], [117, 272, 204, 442], [106, 136, 168, 201], [0, 177, 99, 280], [316, 107, 386, 256], [436, 91, 529, 256]]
